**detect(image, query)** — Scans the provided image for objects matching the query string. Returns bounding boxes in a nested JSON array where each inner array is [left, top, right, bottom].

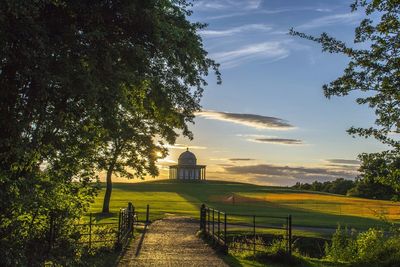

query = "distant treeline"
[[292, 178, 397, 200]]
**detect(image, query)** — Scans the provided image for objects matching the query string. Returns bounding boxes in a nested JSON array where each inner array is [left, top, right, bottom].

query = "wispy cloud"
[[157, 158, 177, 164], [211, 41, 290, 68], [196, 110, 294, 130], [199, 24, 272, 37], [205, 6, 332, 20], [315, 8, 332, 12], [164, 144, 207, 150], [325, 159, 360, 165], [229, 158, 256, 161], [250, 138, 303, 145], [224, 163, 357, 184], [194, 0, 261, 11], [297, 12, 361, 30], [237, 134, 303, 146]]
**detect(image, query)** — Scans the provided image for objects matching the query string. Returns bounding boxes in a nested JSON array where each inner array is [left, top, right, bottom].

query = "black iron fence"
[[48, 203, 150, 253], [200, 204, 228, 252], [75, 215, 119, 250], [200, 204, 292, 256]]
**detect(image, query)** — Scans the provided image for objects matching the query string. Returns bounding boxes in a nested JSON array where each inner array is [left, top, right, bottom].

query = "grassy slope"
[[89, 179, 398, 232]]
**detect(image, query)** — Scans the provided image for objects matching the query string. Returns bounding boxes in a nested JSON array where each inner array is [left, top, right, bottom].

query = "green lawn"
[[89, 179, 398, 232], [88, 179, 399, 266]]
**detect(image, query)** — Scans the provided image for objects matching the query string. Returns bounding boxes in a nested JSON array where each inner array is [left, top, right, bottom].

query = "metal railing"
[[200, 204, 292, 256], [200, 204, 228, 252], [47, 203, 150, 253]]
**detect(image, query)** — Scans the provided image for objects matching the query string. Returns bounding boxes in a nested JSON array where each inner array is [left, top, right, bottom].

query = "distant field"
[[238, 191, 400, 221], [89, 179, 400, 232]]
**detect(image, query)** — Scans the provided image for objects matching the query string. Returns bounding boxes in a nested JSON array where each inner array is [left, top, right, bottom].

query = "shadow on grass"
[[80, 248, 120, 267], [92, 180, 367, 266], [106, 180, 393, 231], [93, 212, 118, 222]]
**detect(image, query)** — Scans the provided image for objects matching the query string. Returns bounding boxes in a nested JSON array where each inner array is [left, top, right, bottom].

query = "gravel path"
[[118, 217, 228, 267]]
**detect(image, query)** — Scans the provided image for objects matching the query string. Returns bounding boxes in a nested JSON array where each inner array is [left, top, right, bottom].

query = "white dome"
[[178, 149, 197, 165]]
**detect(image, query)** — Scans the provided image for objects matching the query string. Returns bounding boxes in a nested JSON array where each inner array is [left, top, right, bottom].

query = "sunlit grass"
[[238, 192, 400, 221], [89, 190, 199, 223], [88, 179, 399, 231]]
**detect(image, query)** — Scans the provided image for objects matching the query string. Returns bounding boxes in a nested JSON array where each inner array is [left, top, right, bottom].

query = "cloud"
[[315, 8, 332, 12], [205, 6, 332, 21], [217, 163, 235, 167], [325, 159, 360, 165], [157, 158, 177, 165], [224, 163, 358, 184], [164, 144, 207, 150], [196, 110, 294, 130], [297, 12, 361, 30], [250, 138, 303, 145], [199, 24, 272, 37], [229, 158, 256, 161], [211, 41, 290, 68], [237, 134, 303, 146], [209, 158, 229, 161], [194, 0, 261, 11]]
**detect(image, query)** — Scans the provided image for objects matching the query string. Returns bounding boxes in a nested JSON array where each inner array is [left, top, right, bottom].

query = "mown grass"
[[87, 179, 400, 266], [88, 179, 399, 232], [239, 192, 400, 220]]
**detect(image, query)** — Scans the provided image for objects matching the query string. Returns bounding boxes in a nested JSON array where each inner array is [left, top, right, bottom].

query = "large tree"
[[290, 0, 400, 190], [0, 0, 219, 265], [93, 0, 221, 213]]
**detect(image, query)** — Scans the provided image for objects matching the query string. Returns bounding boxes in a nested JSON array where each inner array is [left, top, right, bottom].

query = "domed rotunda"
[[169, 148, 206, 180]]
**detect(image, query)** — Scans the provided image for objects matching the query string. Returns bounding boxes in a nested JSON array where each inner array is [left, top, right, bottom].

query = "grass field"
[[89, 179, 400, 232]]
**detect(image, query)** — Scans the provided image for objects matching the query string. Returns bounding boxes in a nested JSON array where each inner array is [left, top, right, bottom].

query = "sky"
[[125, 0, 388, 186]]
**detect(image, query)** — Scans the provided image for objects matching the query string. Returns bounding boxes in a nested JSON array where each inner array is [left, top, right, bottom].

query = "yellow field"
[[238, 192, 400, 221]]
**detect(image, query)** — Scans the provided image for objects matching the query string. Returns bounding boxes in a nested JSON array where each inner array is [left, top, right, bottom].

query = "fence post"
[[288, 215, 292, 256], [212, 209, 215, 240], [224, 213, 227, 253], [146, 204, 150, 225], [253, 215, 256, 256], [218, 211, 220, 243], [128, 202, 133, 235], [132, 204, 135, 237], [117, 209, 122, 247], [286, 216, 288, 253], [200, 204, 206, 230], [89, 213, 92, 249], [207, 208, 210, 234]]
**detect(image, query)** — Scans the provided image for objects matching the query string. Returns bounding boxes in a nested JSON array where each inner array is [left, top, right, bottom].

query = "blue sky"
[[151, 0, 388, 186]]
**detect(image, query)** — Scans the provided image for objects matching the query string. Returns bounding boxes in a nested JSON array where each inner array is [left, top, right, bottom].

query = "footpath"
[[118, 216, 228, 267]]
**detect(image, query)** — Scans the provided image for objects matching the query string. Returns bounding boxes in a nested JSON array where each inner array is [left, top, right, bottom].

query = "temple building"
[[169, 149, 206, 180]]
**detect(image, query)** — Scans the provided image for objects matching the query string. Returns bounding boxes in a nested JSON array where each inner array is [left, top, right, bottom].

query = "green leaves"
[[291, 1, 400, 144], [1, 0, 219, 264], [291, 0, 400, 194]]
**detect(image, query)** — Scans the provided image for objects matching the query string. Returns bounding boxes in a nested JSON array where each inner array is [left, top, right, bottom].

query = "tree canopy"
[[0, 0, 219, 264], [290, 0, 400, 192], [291, 0, 400, 144]]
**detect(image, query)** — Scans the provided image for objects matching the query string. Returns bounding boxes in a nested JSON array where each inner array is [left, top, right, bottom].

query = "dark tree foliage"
[[0, 0, 219, 265], [347, 179, 397, 200], [293, 178, 356, 196], [354, 152, 400, 198], [93, 0, 221, 213], [293, 177, 396, 200], [290, 0, 400, 191]]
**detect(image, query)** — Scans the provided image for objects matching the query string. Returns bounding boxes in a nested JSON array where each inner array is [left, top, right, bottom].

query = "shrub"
[[325, 225, 400, 266], [325, 225, 357, 262]]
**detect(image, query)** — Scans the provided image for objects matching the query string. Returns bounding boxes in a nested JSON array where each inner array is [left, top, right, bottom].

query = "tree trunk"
[[102, 164, 114, 213]]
